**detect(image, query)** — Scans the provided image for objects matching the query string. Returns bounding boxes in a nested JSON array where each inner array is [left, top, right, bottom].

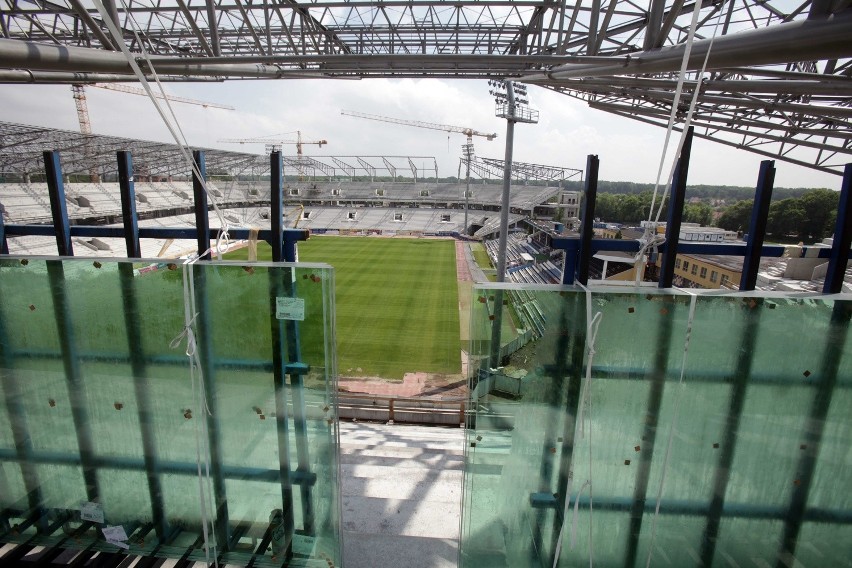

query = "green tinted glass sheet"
[[0, 257, 340, 567], [461, 284, 852, 568]]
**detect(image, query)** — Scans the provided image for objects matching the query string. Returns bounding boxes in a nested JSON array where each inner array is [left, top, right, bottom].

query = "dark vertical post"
[[268, 150, 296, 557], [117, 151, 141, 258], [270, 151, 284, 262], [0, 204, 7, 254], [117, 185, 168, 541], [192, 150, 210, 259], [740, 160, 775, 291], [45, 260, 98, 501], [624, 299, 676, 568], [43, 151, 73, 256], [190, 265, 230, 550], [823, 163, 852, 294], [190, 150, 230, 548], [546, 295, 587, 567], [576, 154, 599, 285], [776, 299, 851, 566], [700, 299, 764, 566], [658, 128, 693, 288]]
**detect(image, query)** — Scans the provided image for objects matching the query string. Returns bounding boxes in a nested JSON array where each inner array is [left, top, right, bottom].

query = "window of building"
[[710, 270, 718, 282], [691, 264, 698, 275], [441, 214, 451, 222], [420, 190, 429, 197], [302, 210, 311, 219], [288, 188, 300, 196], [375, 189, 385, 196], [331, 188, 341, 196], [393, 212, 403, 221], [675, 258, 681, 269], [721, 274, 729, 285], [347, 212, 356, 220], [683, 261, 689, 271], [465, 190, 473, 197], [700, 267, 707, 278]]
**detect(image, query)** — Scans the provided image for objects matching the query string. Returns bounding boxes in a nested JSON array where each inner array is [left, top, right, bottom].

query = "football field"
[[227, 236, 461, 380]]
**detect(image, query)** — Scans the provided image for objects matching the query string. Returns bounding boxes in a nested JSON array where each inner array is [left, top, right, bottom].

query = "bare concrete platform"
[[340, 422, 465, 568]]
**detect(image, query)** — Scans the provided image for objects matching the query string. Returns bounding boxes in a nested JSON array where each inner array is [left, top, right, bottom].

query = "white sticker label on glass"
[[80, 501, 104, 523], [102, 525, 129, 548], [276, 297, 305, 321]]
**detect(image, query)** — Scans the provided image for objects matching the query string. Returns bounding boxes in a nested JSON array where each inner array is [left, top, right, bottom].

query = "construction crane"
[[218, 131, 327, 155], [340, 109, 496, 235], [218, 132, 327, 180], [340, 110, 497, 146], [71, 83, 235, 181]]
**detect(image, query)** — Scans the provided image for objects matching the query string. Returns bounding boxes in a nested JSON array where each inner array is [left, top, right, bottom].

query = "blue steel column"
[[563, 155, 599, 284], [823, 163, 852, 294], [117, 151, 169, 540], [576, 155, 599, 285], [658, 127, 693, 288], [43, 151, 73, 256], [740, 160, 775, 291], [267, 151, 296, 559], [192, 150, 211, 259], [190, 150, 230, 549], [117, 151, 141, 258]]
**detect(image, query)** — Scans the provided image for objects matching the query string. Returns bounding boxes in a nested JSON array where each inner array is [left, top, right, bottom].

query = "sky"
[[0, 78, 843, 191]]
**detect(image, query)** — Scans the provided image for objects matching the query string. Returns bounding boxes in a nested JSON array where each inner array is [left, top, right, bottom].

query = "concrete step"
[[339, 423, 463, 568]]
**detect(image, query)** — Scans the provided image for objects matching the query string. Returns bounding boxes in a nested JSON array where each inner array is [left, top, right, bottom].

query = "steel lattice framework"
[[0, 0, 850, 175]]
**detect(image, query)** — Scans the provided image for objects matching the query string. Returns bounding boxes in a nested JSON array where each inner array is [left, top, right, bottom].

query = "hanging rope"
[[635, 1, 728, 285], [93, 0, 231, 259], [644, 290, 699, 568]]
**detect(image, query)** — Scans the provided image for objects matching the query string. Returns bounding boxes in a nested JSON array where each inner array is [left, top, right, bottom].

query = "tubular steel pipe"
[[526, 12, 852, 80]]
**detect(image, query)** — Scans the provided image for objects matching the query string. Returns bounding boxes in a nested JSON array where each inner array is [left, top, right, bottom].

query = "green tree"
[[717, 200, 754, 232], [683, 203, 713, 226], [798, 188, 838, 241], [767, 198, 807, 238]]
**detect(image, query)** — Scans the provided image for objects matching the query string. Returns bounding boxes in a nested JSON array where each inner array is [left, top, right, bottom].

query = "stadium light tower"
[[488, 79, 538, 370], [462, 142, 475, 235], [488, 80, 539, 282]]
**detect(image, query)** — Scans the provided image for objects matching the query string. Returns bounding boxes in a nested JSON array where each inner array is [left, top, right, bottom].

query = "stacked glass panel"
[[0, 257, 339, 567], [462, 284, 852, 567]]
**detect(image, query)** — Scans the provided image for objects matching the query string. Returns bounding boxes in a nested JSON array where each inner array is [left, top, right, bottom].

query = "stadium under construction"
[[0, 1, 851, 568]]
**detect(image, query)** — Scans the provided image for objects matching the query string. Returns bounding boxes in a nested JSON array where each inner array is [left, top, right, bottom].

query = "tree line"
[[591, 188, 839, 242]]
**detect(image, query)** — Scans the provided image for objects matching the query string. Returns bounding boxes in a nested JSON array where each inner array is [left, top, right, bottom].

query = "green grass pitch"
[[227, 237, 461, 380]]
